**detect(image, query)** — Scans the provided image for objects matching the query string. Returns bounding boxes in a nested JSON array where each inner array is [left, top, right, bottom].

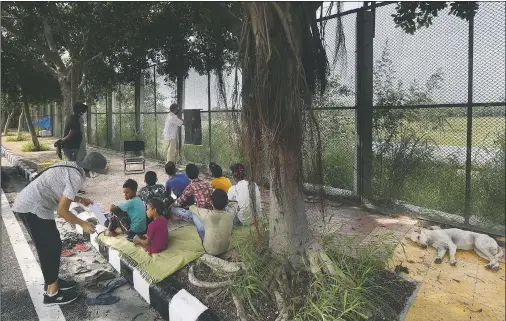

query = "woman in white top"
[[227, 163, 262, 225]]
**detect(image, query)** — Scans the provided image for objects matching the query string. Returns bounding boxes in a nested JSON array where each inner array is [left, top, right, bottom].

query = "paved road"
[[1, 158, 160, 321]]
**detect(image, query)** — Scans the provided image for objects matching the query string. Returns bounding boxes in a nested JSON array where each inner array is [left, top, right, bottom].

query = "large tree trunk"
[[60, 79, 73, 117], [59, 65, 82, 118], [2, 110, 14, 135], [16, 110, 24, 140], [268, 149, 311, 267], [22, 94, 41, 151]]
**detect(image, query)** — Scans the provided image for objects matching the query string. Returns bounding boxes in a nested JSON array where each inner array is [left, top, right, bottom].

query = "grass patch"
[[229, 222, 274, 319], [2, 132, 15, 137], [291, 237, 415, 321], [21, 142, 50, 152], [227, 222, 414, 321], [5, 134, 28, 142]]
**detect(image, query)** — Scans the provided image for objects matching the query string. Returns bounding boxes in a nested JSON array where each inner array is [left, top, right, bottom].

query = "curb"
[[82, 226, 219, 321], [1, 146, 219, 321], [1, 146, 38, 182]]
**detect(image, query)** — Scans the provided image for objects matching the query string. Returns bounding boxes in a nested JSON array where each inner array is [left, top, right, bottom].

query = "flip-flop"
[[73, 243, 90, 252], [75, 266, 92, 275], [61, 250, 75, 257], [98, 278, 128, 297], [86, 294, 119, 305]]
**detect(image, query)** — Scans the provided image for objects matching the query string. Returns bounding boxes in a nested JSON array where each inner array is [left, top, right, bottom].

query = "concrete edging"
[[1, 146, 219, 321]]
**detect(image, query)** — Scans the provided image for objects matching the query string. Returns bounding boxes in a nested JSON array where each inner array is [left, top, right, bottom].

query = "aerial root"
[[188, 265, 233, 288]]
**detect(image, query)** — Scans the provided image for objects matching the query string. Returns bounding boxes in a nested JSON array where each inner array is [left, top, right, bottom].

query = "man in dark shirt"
[[61, 102, 88, 161]]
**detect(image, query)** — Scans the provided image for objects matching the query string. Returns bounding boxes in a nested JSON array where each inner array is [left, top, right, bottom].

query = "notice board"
[[183, 109, 202, 145]]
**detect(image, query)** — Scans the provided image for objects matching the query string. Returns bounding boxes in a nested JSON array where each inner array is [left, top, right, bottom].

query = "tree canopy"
[[392, 1, 480, 34], [1, 2, 156, 114]]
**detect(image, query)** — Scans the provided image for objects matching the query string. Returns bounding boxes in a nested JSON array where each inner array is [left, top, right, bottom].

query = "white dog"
[[410, 227, 504, 271]]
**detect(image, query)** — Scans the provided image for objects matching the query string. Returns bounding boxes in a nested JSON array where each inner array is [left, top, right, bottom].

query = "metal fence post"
[[177, 75, 185, 162], [207, 70, 212, 164], [153, 66, 158, 159], [86, 107, 92, 145], [354, 8, 374, 203], [106, 92, 113, 147], [464, 16, 475, 226], [86, 84, 92, 144], [135, 71, 141, 140]]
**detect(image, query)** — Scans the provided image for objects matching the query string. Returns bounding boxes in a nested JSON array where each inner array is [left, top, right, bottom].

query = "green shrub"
[[5, 134, 28, 142], [292, 238, 404, 321], [21, 142, 50, 152]]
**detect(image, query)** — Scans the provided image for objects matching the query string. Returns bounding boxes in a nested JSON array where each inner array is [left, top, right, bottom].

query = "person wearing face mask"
[[12, 152, 108, 306], [163, 103, 192, 164]]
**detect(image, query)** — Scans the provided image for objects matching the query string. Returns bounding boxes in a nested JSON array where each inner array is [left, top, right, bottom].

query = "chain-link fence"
[[86, 2, 505, 234]]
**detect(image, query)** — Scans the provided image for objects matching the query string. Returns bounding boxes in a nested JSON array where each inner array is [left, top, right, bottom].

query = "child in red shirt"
[[133, 198, 168, 254]]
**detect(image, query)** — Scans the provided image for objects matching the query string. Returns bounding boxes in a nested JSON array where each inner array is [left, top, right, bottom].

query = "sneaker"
[[44, 278, 77, 291], [43, 290, 79, 306]]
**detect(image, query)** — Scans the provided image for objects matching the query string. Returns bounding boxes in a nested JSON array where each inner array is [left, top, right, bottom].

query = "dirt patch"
[[171, 259, 416, 321], [172, 263, 278, 321], [370, 271, 418, 320]]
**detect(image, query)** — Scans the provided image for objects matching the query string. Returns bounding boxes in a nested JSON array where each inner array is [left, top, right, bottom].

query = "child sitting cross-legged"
[[138, 171, 169, 220], [138, 171, 166, 206], [133, 198, 169, 254], [189, 189, 233, 256], [171, 164, 213, 219], [209, 163, 232, 193], [107, 179, 147, 241]]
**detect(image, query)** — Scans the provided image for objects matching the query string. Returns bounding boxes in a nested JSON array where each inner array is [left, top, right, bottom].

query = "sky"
[[155, 2, 505, 111]]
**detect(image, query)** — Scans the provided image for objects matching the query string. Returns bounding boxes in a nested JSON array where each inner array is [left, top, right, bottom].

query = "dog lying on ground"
[[410, 226, 504, 271]]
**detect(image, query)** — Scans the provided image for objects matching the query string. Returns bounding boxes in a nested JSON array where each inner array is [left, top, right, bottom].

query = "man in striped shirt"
[[12, 152, 107, 306]]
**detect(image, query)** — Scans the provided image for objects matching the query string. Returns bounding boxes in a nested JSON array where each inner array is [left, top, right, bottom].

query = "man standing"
[[58, 102, 88, 162], [163, 103, 190, 163], [12, 152, 107, 305]]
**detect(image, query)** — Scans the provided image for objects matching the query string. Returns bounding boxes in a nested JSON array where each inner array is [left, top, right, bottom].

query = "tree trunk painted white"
[[2, 110, 14, 135], [16, 110, 24, 139], [268, 150, 311, 267]]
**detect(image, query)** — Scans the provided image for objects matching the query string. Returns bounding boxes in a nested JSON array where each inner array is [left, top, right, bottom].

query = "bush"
[[5, 135, 28, 142], [21, 142, 50, 152], [291, 237, 409, 321]]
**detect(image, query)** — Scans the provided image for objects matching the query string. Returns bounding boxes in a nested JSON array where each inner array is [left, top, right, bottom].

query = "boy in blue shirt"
[[107, 179, 147, 240], [165, 161, 194, 206]]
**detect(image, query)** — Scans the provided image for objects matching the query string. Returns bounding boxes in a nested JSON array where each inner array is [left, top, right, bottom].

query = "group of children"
[[105, 161, 262, 256]]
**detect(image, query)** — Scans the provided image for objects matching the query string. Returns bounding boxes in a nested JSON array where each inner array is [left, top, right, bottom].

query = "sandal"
[[98, 278, 128, 297], [73, 243, 90, 252], [87, 294, 119, 305], [61, 250, 75, 257], [75, 266, 92, 275]]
